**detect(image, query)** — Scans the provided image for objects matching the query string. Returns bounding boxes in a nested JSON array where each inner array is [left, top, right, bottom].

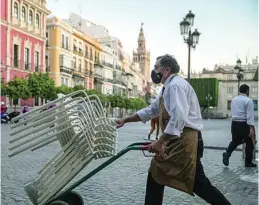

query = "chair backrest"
[[9, 90, 118, 205]]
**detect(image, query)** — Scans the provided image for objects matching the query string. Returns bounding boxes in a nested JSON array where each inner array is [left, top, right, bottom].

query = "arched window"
[[29, 10, 33, 25], [36, 14, 40, 28], [14, 2, 18, 18], [21, 6, 26, 22]]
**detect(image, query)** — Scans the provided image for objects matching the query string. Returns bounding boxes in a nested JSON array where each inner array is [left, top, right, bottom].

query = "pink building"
[[1, 0, 50, 106]]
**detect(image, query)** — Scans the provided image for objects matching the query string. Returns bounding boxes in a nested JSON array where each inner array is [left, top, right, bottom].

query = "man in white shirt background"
[[223, 84, 257, 167], [116, 55, 231, 205]]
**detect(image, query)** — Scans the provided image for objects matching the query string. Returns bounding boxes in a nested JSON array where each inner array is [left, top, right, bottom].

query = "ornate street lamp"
[[234, 59, 244, 94], [205, 93, 212, 119], [180, 10, 201, 82]]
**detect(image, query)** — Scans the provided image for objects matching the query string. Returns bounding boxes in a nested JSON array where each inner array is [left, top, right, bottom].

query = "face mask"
[[151, 70, 162, 84]]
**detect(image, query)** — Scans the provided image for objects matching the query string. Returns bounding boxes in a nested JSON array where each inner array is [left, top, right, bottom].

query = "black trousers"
[[226, 121, 253, 163], [144, 133, 231, 205]]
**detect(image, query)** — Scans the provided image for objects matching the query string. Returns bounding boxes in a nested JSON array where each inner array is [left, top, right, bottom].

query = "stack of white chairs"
[[8, 90, 118, 205]]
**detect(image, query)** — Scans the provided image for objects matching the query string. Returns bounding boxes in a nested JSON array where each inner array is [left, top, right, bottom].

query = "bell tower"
[[133, 23, 150, 81]]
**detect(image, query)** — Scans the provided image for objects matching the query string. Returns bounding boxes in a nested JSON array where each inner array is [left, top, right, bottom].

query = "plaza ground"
[[1, 120, 258, 204]]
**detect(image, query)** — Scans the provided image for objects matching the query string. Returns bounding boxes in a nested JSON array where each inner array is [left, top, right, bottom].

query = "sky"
[[46, 0, 258, 75]]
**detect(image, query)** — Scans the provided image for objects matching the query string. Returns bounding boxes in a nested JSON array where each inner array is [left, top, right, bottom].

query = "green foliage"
[[1, 83, 7, 96], [73, 85, 85, 91], [190, 78, 219, 107], [27, 73, 56, 100], [6, 77, 31, 105], [55, 85, 73, 95]]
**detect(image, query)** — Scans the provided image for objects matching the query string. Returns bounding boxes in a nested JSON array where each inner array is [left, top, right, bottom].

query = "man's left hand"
[[148, 140, 164, 154]]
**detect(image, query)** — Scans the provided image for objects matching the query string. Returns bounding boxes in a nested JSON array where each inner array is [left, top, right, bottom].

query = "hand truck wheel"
[[57, 191, 84, 205], [48, 200, 69, 205]]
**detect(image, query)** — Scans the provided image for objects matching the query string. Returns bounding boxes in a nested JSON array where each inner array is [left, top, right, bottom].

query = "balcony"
[[94, 58, 103, 68], [102, 61, 114, 69], [116, 65, 122, 70], [93, 66, 103, 80], [73, 45, 77, 53], [60, 66, 73, 74], [72, 70, 84, 79], [78, 48, 83, 56], [84, 70, 93, 77]]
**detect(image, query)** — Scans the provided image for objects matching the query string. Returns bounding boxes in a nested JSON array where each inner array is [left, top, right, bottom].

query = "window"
[[36, 14, 40, 28], [227, 87, 233, 93], [85, 45, 88, 57], [14, 2, 18, 18], [90, 48, 93, 60], [35, 51, 39, 72], [25, 48, 30, 69], [65, 78, 68, 86], [65, 36, 68, 49], [14, 44, 19, 67], [61, 34, 65, 48], [85, 60, 88, 70], [21, 7, 26, 22], [252, 87, 258, 93], [61, 77, 65, 85], [227, 100, 231, 110], [73, 57, 76, 68], [29, 10, 33, 25], [45, 55, 49, 71], [78, 59, 82, 71]]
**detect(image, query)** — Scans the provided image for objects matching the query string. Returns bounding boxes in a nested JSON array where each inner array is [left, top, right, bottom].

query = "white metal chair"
[[8, 90, 118, 205]]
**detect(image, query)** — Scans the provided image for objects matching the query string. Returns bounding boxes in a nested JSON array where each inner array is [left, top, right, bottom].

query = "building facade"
[[1, 0, 50, 106], [46, 16, 102, 90], [192, 57, 258, 118]]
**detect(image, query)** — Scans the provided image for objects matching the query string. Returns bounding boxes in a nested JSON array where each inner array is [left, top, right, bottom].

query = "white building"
[[192, 57, 258, 118]]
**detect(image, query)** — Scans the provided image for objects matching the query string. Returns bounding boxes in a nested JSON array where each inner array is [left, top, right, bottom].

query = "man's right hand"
[[115, 119, 125, 129]]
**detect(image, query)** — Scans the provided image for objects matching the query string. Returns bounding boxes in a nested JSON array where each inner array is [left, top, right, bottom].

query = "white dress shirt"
[[137, 75, 203, 137], [231, 94, 255, 126]]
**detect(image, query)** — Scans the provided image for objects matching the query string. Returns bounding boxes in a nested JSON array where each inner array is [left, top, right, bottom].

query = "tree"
[[40, 73, 56, 101], [6, 77, 31, 110], [55, 85, 72, 95], [1, 82, 7, 96]]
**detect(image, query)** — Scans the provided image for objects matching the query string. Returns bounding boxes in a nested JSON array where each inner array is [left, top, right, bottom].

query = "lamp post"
[[205, 93, 212, 119], [234, 59, 244, 94], [180, 10, 201, 83]]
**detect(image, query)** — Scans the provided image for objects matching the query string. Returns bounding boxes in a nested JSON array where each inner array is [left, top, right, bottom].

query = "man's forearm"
[[124, 113, 142, 123]]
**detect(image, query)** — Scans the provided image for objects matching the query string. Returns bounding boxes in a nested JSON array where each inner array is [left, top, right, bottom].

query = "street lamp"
[[180, 10, 201, 83], [205, 93, 212, 119], [234, 59, 244, 94]]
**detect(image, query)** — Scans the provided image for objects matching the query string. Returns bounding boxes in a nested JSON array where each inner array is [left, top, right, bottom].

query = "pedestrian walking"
[[116, 54, 231, 205], [223, 84, 257, 167]]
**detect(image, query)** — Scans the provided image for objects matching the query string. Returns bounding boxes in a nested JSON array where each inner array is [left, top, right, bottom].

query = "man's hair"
[[156, 54, 180, 73], [239, 84, 249, 94]]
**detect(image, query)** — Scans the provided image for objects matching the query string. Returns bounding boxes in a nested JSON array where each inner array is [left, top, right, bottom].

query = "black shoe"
[[223, 152, 229, 166], [245, 162, 257, 167]]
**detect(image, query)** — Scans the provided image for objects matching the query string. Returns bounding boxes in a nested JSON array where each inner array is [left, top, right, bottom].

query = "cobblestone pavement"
[[1, 121, 258, 205]]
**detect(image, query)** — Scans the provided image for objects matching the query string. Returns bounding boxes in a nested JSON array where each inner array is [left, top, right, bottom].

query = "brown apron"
[[149, 95, 198, 196]]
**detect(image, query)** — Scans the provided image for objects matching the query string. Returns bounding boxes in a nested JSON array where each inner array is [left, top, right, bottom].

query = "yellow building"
[[46, 16, 103, 89]]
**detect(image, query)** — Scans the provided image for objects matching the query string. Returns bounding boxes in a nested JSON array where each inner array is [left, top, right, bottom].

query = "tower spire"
[[138, 22, 145, 50]]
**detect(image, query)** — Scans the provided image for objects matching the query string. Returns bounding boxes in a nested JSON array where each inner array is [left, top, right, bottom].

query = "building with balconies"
[[46, 16, 74, 87], [1, 0, 51, 106], [100, 45, 114, 95], [192, 57, 258, 118], [46, 16, 103, 90]]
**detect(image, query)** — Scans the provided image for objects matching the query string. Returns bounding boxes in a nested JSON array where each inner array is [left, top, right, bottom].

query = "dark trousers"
[[226, 121, 253, 163], [144, 133, 231, 205]]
